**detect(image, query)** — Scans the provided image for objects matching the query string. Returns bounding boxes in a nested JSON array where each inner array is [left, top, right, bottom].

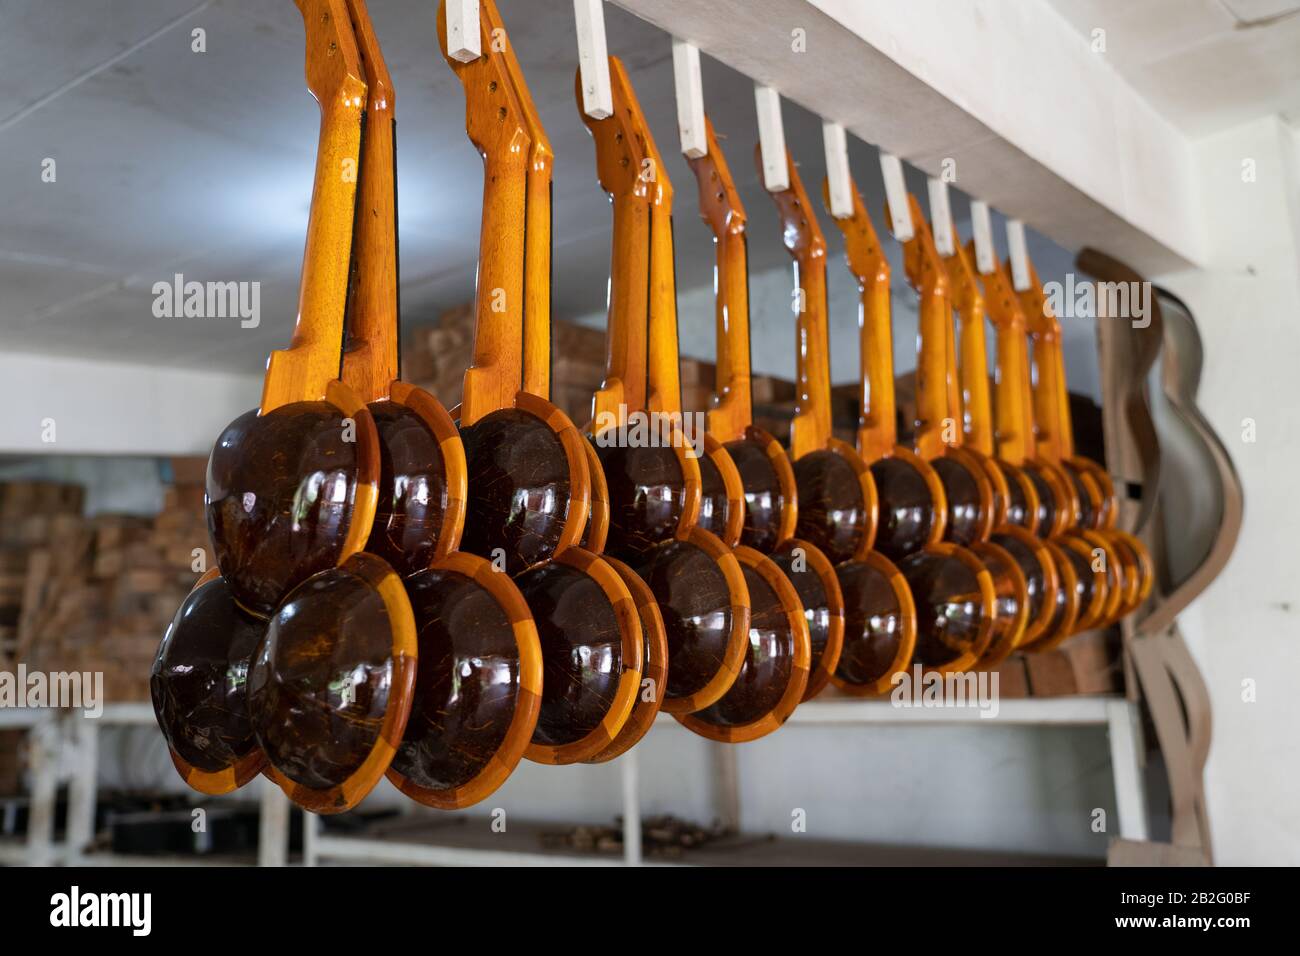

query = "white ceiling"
[[0, 0, 916, 374], [1045, 0, 1300, 136]]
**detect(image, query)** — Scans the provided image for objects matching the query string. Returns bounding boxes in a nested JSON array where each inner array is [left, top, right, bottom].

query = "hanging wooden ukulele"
[[204, 0, 381, 620], [440, 2, 643, 767], [763, 155, 920, 694], [580, 57, 754, 716], [1020, 253, 1153, 619], [245, 0, 418, 815], [971, 247, 1075, 650], [634, 112, 809, 743], [689, 116, 844, 702], [891, 194, 997, 671]]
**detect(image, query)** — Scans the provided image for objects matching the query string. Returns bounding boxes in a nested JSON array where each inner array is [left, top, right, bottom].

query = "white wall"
[[1155, 114, 1300, 866]]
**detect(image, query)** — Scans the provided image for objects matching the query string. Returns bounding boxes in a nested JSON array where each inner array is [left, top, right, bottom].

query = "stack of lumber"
[[2, 466, 208, 705]]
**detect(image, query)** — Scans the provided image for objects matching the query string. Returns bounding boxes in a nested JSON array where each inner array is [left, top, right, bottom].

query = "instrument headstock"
[[579, 57, 655, 205], [827, 175, 887, 287], [760, 147, 826, 264], [296, 0, 367, 111], [438, 1, 530, 163], [896, 193, 947, 299], [690, 117, 745, 239]]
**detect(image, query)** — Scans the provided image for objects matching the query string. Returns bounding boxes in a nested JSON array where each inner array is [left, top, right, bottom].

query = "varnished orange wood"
[[440, 10, 530, 426], [691, 117, 753, 445], [945, 242, 995, 457], [580, 61, 652, 426], [825, 178, 897, 462], [262, 0, 367, 413], [896, 194, 954, 462], [339, 0, 396, 402], [980, 248, 1034, 466], [763, 148, 833, 459], [481, 0, 553, 402]]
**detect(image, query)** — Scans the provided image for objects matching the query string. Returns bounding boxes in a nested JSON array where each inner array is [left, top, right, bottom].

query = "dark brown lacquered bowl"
[[793, 439, 878, 564], [677, 546, 810, 742], [151, 570, 268, 794], [928, 447, 995, 547], [988, 459, 1042, 533], [635, 526, 750, 715], [988, 525, 1058, 647], [870, 447, 947, 561], [206, 384, 380, 617], [364, 382, 467, 577], [830, 551, 918, 696], [1020, 459, 1078, 540], [769, 538, 845, 701], [386, 551, 541, 810], [1053, 534, 1107, 634], [457, 392, 590, 575], [969, 540, 1029, 667], [896, 543, 996, 673], [1026, 539, 1082, 651], [724, 426, 797, 553], [251, 551, 416, 814], [581, 439, 612, 554], [694, 434, 746, 548], [1079, 529, 1125, 624], [585, 556, 669, 763], [519, 547, 643, 765], [593, 438, 699, 561]]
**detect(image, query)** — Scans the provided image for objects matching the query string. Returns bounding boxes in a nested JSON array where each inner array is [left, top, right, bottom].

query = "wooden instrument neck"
[[762, 148, 832, 459], [262, 0, 367, 412], [944, 240, 995, 457], [827, 177, 896, 462], [981, 252, 1033, 465], [898, 194, 955, 460], [690, 117, 753, 443], [340, 0, 398, 404]]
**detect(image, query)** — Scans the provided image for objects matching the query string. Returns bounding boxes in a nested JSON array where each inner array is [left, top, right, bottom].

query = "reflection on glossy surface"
[[1059, 540, 1098, 621], [990, 531, 1047, 625], [460, 408, 571, 574], [769, 543, 833, 679], [930, 456, 982, 546], [367, 400, 449, 577], [249, 554, 401, 791], [870, 456, 935, 559], [690, 564, 794, 726], [997, 462, 1033, 529], [834, 559, 905, 685], [633, 538, 736, 702], [725, 438, 785, 552], [695, 450, 732, 544], [390, 567, 521, 792], [975, 543, 1023, 655], [595, 439, 688, 560], [1063, 463, 1096, 529], [899, 549, 985, 667], [207, 403, 362, 615], [793, 449, 867, 564], [516, 561, 623, 746], [151, 576, 266, 775], [1022, 464, 1059, 539]]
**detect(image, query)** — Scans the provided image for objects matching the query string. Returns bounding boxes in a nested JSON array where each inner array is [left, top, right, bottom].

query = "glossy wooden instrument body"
[[151, 570, 268, 794], [580, 57, 752, 718], [889, 196, 996, 672], [1024, 252, 1154, 619], [690, 116, 843, 703], [763, 157, 925, 695], [935, 232, 1040, 664], [442, 2, 640, 768], [983, 255, 1082, 648], [441, 10, 590, 578], [767, 149, 878, 566], [206, 0, 379, 619], [249, 0, 431, 814], [635, 119, 810, 740], [971, 249, 1069, 651], [159, 0, 383, 801], [341, 0, 465, 576]]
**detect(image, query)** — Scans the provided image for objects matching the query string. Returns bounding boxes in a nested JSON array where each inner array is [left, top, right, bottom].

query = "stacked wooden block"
[[2, 467, 208, 705]]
